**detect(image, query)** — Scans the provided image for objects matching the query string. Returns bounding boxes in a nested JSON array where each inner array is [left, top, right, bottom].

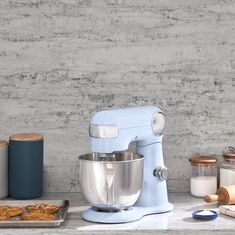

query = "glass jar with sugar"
[[220, 150, 235, 187], [189, 156, 218, 197]]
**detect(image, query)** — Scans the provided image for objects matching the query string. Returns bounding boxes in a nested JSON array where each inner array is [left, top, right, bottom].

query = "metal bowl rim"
[[78, 152, 144, 163]]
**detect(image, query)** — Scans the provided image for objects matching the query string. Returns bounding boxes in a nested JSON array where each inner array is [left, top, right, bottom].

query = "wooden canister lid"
[[223, 152, 235, 160], [189, 156, 218, 166], [9, 133, 43, 141], [0, 140, 8, 148]]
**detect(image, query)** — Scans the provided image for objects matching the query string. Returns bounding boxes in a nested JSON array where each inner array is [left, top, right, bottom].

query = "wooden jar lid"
[[189, 156, 218, 166], [0, 141, 8, 148], [223, 152, 235, 159], [9, 133, 43, 141]]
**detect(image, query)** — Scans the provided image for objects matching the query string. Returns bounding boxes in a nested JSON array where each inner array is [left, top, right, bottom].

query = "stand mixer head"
[[89, 106, 166, 153], [79, 106, 173, 223]]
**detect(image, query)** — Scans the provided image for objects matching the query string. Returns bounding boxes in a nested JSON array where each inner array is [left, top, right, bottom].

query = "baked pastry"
[[26, 203, 60, 214], [20, 212, 56, 221], [0, 211, 11, 221], [0, 206, 23, 218], [0, 204, 59, 221], [0, 206, 10, 212], [7, 207, 24, 217]]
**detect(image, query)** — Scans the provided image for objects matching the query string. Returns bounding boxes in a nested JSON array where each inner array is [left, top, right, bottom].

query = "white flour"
[[197, 210, 214, 216], [220, 168, 235, 187], [190, 176, 217, 197]]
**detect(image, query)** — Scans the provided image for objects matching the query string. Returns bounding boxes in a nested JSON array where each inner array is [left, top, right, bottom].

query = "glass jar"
[[220, 151, 235, 187], [189, 156, 218, 197]]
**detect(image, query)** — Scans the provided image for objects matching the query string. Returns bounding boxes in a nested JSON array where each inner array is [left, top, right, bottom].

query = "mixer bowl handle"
[[105, 163, 115, 206]]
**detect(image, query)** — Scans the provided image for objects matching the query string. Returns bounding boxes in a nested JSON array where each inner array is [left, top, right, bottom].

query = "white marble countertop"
[[0, 192, 235, 235]]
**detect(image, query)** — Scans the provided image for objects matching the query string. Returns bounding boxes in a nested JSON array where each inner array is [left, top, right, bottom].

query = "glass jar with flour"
[[220, 150, 235, 187], [189, 156, 218, 197]]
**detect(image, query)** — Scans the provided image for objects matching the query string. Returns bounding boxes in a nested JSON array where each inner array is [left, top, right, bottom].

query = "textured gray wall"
[[0, 0, 234, 193]]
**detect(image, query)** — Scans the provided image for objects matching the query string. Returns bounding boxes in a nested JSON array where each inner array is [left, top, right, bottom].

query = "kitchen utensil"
[[204, 185, 235, 205], [79, 152, 144, 211], [189, 156, 218, 197], [0, 141, 8, 198], [0, 200, 69, 227], [9, 133, 44, 199], [79, 106, 173, 223]]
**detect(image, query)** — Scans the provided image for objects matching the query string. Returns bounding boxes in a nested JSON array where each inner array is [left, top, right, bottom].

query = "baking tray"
[[0, 199, 70, 228]]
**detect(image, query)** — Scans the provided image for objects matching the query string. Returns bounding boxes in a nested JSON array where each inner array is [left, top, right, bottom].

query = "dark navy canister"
[[9, 133, 43, 199]]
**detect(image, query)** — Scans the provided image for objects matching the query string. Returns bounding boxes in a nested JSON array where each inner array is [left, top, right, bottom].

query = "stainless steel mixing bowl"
[[79, 152, 144, 211]]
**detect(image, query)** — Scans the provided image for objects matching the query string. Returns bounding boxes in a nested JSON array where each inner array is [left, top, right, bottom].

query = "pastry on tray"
[[7, 207, 24, 217], [0, 206, 10, 211], [0, 206, 23, 220], [20, 212, 56, 221], [0, 211, 11, 221], [0, 203, 59, 221], [26, 203, 60, 214]]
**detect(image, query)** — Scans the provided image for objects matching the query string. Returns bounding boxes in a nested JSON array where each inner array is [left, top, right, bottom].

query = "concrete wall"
[[0, 0, 234, 193]]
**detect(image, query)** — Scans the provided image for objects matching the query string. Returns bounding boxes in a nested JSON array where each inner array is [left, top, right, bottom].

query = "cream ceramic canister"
[[0, 140, 8, 198]]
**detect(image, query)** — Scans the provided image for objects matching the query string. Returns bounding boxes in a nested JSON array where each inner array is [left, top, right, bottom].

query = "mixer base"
[[82, 203, 174, 223]]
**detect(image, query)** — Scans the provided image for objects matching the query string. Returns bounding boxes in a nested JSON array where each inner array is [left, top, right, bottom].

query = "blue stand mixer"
[[79, 106, 173, 223]]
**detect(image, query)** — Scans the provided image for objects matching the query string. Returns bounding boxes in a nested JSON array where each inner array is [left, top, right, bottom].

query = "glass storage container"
[[189, 156, 218, 197], [220, 151, 235, 187]]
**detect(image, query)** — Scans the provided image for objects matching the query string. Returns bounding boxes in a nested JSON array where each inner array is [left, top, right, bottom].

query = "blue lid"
[[192, 210, 219, 220]]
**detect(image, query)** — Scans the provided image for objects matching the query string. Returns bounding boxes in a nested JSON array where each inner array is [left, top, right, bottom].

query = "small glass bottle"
[[189, 156, 218, 197], [220, 151, 235, 187]]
